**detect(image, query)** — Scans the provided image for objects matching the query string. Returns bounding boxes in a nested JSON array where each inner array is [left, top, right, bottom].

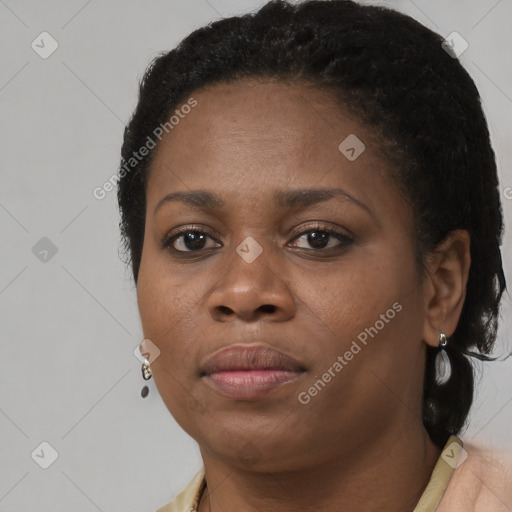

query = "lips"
[[200, 344, 306, 400], [200, 344, 305, 375]]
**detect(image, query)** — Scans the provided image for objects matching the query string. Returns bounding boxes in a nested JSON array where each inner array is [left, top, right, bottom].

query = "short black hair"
[[117, 0, 507, 447]]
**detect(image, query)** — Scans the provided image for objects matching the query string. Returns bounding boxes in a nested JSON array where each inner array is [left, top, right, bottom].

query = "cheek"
[[138, 245, 187, 334], [292, 246, 421, 380], [136, 258, 213, 391], [292, 256, 406, 335], [138, 279, 200, 354], [137, 271, 209, 423]]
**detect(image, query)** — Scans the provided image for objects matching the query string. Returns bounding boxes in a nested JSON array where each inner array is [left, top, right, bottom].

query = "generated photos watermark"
[[298, 301, 403, 404], [93, 96, 198, 200]]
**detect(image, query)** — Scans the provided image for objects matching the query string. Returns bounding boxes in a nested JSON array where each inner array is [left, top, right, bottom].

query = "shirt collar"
[[157, 435, 462, 512]]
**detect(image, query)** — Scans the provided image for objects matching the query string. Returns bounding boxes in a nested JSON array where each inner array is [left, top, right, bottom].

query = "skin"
[[136, 78, 471, 512]]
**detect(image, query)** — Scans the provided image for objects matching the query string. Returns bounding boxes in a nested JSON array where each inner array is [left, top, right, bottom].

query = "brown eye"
[[289, 226, 353, 251], [163, 229, 221, 252]]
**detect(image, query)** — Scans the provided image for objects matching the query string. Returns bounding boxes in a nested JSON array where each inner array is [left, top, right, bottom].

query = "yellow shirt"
[[156, 435, 512, 511]]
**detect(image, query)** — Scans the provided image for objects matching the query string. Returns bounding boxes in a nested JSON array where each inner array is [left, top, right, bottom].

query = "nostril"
[[259, 304, 276, 313]]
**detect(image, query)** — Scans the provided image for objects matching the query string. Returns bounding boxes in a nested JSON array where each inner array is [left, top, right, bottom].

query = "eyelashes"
[[161, 223, 354, 255], [162, 228, 220, 253], [288, 226, 353, 251]]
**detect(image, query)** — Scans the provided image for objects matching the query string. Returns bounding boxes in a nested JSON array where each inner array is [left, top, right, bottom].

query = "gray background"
[[1, 0, 511, 511]]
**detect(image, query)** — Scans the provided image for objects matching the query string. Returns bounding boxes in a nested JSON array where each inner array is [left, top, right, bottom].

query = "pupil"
[[308, 231, 328, 249], [185, 232, 206, 250]]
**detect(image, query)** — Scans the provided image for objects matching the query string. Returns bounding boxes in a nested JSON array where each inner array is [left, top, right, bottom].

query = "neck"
[[197, 423, 442, 512]]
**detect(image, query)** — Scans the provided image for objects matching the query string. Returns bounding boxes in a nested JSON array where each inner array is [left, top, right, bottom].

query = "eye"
[[161, 223, 353, 255], [288, 224, 353, 251], [162, 227, 221, 253]]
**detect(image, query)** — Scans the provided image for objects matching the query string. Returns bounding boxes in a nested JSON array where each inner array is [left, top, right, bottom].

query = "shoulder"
[[156, 467, 206, 512], [437, 440, 512, 512]]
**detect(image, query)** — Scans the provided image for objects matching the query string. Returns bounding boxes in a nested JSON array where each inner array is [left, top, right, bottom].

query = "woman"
[[117, 1, 512, 510]]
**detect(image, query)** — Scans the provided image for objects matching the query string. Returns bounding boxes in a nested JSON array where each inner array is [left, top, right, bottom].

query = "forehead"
[[146, 78, 396, 212]]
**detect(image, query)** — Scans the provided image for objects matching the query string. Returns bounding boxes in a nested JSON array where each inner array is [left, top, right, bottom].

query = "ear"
[[421, 229, 471, 348]]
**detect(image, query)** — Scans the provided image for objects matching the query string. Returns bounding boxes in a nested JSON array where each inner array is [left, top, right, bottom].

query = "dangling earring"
[[435, 330, 451, 385], [142, 358, 152, 380]]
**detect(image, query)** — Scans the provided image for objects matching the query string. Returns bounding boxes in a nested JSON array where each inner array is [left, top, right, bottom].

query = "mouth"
[[200, 344, 306, 400]]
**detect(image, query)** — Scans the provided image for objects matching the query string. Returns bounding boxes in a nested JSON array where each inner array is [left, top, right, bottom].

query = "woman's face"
[[137, 79, 429, 471]]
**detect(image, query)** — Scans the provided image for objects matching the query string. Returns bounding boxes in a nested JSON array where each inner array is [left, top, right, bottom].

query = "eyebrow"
[[153, 188, 373, 217]]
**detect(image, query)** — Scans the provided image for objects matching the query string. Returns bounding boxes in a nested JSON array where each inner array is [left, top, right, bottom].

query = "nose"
[[207, 245, 296, 323]]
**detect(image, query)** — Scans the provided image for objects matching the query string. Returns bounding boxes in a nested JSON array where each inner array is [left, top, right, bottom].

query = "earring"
[[435, 330, 451, 385], [142, 358, 152, 380]]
